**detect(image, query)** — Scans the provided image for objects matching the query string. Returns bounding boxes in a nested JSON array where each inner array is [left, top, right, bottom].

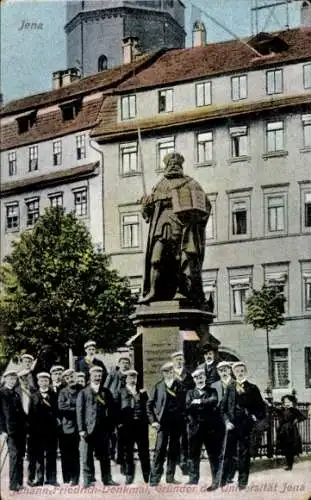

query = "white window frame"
[[48, 192, 63, 208], [267, 196, 285, 232], [120, 142, 138, 176], [73, 187, 88, 217], [76, 134, 86, 160], [270, 346, 290, 389], [203, 279, 217, 314], [266, 121, 284, 153], [230, 278, 250, 317], [195, 81, 212, 107], [228, 190, 251, 239], [230, 126, 249, 158], [196, 131, 213, 164], [158, 89, 173, 113], [264, 266, 288, 314], [305, 347, 311, 388], [231, 75, 247, 101], [8, 151, 17, 176], [303, 273, 311, 312], [5, 202, 19, 231], [266, 69, 283, 95], [121, 94, 136, 120], [302, 114, 311, 149], [28, 145, 38, 171], [121, 213, 140, 249], [53, 140, 62, 166], [157, 137, 175, 171], [303, 63, 311, 89], [25, 197, 40, 227]]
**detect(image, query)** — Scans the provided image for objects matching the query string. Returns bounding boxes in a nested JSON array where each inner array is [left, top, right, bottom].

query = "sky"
[[0, 0, 301, 104]]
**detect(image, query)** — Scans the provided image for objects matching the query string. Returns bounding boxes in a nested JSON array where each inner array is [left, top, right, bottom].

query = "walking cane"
[[217, 428, 228, 488], [0, 438, 8, 475]]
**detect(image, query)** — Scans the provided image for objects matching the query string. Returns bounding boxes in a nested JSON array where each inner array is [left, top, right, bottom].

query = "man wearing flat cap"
[[49, 365, 67, 483], [76, 340, 108, 383], [0, 369, 27, 491], [147, 362, 184, 486], [198, 343, 220, 387], [186, 368, 224, 489], [58, 369, 81, 485], [28, 372, 59, 486], [116, 370, 150, 484], [76, 366, 118, 487], [221, 361, 266, 490]]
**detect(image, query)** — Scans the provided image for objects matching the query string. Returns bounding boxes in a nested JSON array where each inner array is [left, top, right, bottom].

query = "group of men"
[[0, 340, 267, 492]]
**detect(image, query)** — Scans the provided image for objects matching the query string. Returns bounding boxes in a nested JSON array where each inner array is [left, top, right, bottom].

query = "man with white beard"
[[147, 362, 184, 486]]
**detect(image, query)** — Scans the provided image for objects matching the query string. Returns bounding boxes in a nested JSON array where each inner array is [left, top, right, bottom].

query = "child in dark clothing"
[[274, 395, 306, 470]]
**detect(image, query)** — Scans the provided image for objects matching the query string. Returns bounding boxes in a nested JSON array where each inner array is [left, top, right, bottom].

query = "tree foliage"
[[0, 207, 136, 360], [244, 285, 286, 333]]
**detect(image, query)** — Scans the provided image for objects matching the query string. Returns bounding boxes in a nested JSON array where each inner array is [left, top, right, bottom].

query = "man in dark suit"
[[50, 365, 67, 483], [116, 369, 150, 484], [58, 369, 81, 485], [76, 366, 118, 488], [28, 372, 59, 486], [186, 368, 224, 489], [197, 343, 220, 387], [0, 369, 27, 492], [76, 340, 108, 384], [19, 354, 36, 389], [147, 362, 184, 486], [222, 361, 266, 490], [171, 350, 194, 475]]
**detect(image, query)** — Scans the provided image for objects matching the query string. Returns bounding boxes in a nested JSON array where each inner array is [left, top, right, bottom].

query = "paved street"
[[1, 446, 311, 500]]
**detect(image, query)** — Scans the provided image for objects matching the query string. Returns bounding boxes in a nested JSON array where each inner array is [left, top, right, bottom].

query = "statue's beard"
[[164, 167, 183, 179]]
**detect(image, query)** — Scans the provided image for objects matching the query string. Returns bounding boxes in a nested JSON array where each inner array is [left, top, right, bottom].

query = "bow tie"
[[236, 382, 245, 394]]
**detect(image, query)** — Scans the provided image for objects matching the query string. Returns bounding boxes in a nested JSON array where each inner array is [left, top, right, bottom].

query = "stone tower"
[[65, 0, 185, 76]]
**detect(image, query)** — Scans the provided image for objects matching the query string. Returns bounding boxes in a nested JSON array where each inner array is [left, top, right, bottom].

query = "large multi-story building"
[[1, 5, 311, 399]]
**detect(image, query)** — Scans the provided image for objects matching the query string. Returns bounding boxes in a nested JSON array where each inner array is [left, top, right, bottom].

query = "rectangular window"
[[8, 151, 17, 176], [266, 69, 283, 95], [196, 81, 212, 107], [49, 193, 63, 208], [304, 192, 311, 227], [26, 198, 39, 227], [232, 200, 247, 235], [6, 203, 19, 230], [302, 114, 311, 148], [76, 134, 86, 160], [266, 121, 284, 152], [231, 75, 247, 101], [74, 188, 87, 216], [305, 347, 311, 388], [232, 284, 248, 316], [121, 214, 140, 248], [53, 140, 62, 166], [157, 137, 175, 170], [271, 348, 289, 388], [121, 95, 136, 120], [158, 89, 173, 113], [268, 196, 285, 231], [60, 99, 81, 121], [120, 142, 138, 175], [197, 132, 213, 163], [303, 63, 311, 89], [305, 279, 311, 310], [230, 126, 248, 157], [203, 280, 217, 311], [28, 145, 38, 171]]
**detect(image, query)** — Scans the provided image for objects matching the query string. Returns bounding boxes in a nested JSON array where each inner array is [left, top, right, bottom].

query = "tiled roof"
[[0, 51, 163, 117], [117, 28, 311, 92]]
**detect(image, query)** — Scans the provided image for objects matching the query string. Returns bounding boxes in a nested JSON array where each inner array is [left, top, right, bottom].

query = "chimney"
[[301, 0, 311, 27], [52, 68, 81, 90], [192, 21, 206, 47], [122, 36, 140, 64]]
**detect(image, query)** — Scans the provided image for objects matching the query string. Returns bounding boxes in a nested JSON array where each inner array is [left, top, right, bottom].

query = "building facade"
[[65, 0, 185, 76]]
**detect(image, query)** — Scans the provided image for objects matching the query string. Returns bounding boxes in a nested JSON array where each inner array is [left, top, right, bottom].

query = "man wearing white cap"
[[185, 368, 224, 489], [58, 369, 80, 485], [76, 340, 108, 383], [147, 362, 184, 486], [50, 365, 66, 395], [0, 369, 27, 491], [28, 372, 59, 486], [116, 369, 150, 484], [76, 365, 119, 487], [222, 361, 266, 490]]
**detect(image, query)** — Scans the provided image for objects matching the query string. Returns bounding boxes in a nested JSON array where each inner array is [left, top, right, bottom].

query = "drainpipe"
[[89, 138, 105, 253]]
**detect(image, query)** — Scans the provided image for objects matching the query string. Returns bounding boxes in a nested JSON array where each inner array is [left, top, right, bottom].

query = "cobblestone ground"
[[1, 446, 310, 500]]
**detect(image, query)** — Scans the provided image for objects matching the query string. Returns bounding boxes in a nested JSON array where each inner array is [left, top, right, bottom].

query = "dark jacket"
[[28, 390, 59, 437], [274, 406, 307, 456], [222, 380, 266, 432], [76, 357, 108, 383], [0, 386, 27, 436], [198, 361, 220, 387], [58, 384, 81, 434], [76, 385, 115, 436], [185, 386, 220, 432], [146, 379, 184, 424], [116, 386, 149, 426], [174, 367, 195, 393], [104, 368, 126, 398], [211, 379, 233, 407]]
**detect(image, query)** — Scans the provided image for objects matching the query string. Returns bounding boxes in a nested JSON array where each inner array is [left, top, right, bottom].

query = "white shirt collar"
[[91, 382, 100, 393], [165, 379, 175, 389]]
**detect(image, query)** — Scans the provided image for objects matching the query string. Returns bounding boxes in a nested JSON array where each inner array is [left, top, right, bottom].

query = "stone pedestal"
[[130, 298, 217, 392]]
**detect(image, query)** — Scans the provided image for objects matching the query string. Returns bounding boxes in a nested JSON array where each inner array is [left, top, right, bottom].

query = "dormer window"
[[248, 32, 289, 56], [16, 110, 37, 134], [59, 98, 82, 121]]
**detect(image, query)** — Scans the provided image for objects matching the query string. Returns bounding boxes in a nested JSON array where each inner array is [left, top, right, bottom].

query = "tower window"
[[98, 55, 108, 72]]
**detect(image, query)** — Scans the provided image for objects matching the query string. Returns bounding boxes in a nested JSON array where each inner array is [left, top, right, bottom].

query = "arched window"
[[98, 55, 108, 72]]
